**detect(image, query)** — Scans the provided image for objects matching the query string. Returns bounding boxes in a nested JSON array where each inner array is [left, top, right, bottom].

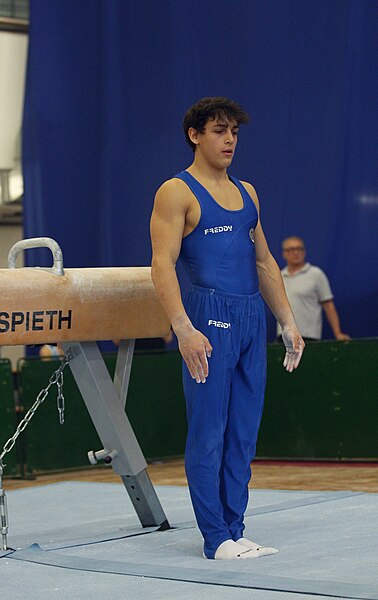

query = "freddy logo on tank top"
[[204, 225, 233, 235]]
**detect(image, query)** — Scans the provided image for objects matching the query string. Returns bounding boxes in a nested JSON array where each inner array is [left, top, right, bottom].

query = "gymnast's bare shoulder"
[[151, 177, 199, 239], [154, 176, 193, 208]]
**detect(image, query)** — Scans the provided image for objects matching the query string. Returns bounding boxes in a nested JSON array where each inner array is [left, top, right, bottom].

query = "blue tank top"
[[176, 170, 259, 295]]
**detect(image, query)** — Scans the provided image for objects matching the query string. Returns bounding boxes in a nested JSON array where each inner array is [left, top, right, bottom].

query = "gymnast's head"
[[183, 97, 250, 152]]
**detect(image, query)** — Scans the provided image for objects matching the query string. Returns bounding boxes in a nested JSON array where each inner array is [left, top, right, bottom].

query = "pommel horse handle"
[[8, 237, 64, 276]]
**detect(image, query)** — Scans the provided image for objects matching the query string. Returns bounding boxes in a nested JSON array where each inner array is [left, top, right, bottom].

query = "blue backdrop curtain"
[[22, 0, 378, 341]]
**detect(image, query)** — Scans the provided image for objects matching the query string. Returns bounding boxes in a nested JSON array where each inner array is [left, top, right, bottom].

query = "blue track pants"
[[182, 285, 267, 559]]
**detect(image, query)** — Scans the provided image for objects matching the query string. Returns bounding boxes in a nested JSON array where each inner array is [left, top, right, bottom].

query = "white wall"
[[0, 224, 25, 368], [0, 28, 28, 366], [0, 30, 28, 170]]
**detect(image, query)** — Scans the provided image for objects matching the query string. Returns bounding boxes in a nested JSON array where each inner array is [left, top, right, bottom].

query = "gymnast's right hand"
[[174, 322, 213, 384]]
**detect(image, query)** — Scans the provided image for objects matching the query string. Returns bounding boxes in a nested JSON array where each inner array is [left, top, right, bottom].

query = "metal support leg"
[[61, 341, 169, 529], [114, 339, 135, 409]]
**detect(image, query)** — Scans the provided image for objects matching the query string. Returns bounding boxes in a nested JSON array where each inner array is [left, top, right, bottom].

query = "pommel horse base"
[[1, 237, 171, 532]]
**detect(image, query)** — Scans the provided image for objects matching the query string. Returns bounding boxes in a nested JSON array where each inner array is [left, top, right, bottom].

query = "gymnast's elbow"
[[151, 255, 176, 290]]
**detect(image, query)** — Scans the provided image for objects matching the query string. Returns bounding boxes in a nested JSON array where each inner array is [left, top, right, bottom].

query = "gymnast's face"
[[188, 116, 239, 169]]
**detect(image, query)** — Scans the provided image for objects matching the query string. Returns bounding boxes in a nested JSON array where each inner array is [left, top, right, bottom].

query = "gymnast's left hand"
[[281, 326, 305, 372]]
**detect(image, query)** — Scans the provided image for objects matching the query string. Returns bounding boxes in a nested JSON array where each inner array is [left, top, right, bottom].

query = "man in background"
[[277, 236, 350, 342]]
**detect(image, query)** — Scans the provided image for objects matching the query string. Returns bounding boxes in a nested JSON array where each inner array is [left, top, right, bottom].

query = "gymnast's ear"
[[187, 127, 200, 148]]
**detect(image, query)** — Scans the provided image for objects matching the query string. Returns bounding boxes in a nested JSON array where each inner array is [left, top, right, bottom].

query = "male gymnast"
[[150, 97, 304, 560]]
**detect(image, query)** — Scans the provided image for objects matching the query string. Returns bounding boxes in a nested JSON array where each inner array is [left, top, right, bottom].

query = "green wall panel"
[[0, 358, 18, 476], [17, 357, 102, 472], [257, 339, 378, 460], [125, 350, 187, 459]]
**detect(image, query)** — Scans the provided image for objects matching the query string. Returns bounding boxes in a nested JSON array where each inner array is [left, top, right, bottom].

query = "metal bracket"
[[88, 448, 118, 465]]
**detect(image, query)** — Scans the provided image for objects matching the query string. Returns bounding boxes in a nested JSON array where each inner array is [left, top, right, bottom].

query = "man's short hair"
[[281, 236, 305, 250], [183, 97, 250, 151]]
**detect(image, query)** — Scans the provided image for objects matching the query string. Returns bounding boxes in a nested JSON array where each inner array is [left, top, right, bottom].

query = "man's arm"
[[150, 179, 212, 383], [243, 182, 305, 371], [321, 300, 350, 340]]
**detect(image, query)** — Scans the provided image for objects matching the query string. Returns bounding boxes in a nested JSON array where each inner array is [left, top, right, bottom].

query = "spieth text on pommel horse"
[[0, 309, 72, 334]]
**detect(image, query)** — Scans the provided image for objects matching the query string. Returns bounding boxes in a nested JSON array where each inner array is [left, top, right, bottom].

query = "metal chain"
[[56, 370, 65, 425], [0, 352, 72, 465], [0, 350, 72, 550]]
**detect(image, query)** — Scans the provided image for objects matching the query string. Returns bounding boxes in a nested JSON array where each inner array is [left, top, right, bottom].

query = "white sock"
[[212, 539, 261, 560], [236, 537, 279, 557]]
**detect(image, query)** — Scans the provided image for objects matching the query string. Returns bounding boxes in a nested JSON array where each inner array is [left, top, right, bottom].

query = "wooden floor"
[[4, 457, 378, 493]]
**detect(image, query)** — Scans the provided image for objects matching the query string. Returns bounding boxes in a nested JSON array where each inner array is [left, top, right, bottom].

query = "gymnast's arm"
[[150, 179, 213, 383], [242, 182, 305, 372]]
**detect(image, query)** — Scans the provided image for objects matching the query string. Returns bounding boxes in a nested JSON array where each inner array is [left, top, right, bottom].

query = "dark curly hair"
[[183, 97, 249, 151]]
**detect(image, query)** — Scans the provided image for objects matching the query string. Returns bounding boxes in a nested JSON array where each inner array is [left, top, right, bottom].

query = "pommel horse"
[[0, 237, 171, 532]]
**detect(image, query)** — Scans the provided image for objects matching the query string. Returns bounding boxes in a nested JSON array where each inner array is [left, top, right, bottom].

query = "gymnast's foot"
[[212, 539, 262, 559], [236, 537, 279, 556]]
